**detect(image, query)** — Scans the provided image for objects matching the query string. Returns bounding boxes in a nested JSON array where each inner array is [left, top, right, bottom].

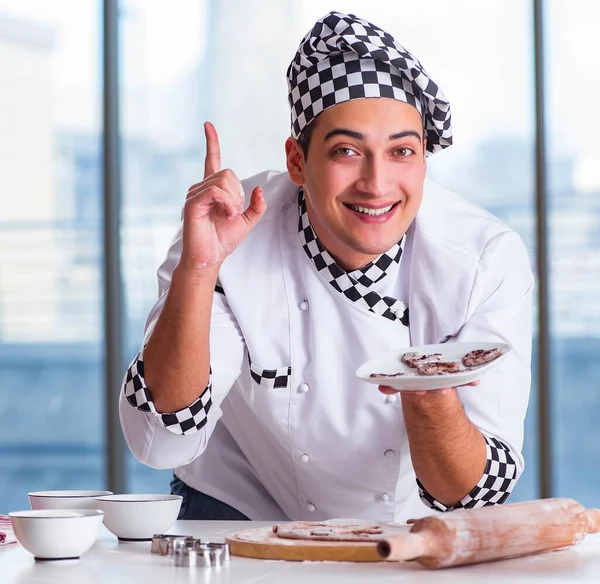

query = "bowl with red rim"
[[94, 494, 182, 541]]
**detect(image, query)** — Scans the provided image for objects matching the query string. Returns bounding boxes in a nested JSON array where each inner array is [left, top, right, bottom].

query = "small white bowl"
[[95, 494, 182, 541], [29, 490, 113, 511], [9, 509, 104, 561]]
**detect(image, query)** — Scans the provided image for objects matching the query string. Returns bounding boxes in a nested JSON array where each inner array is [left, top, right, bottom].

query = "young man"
[[120, 12, 533, 522]]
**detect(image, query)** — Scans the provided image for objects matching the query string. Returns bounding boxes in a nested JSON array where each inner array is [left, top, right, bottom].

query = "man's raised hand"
[[179, 122, 266, 274]]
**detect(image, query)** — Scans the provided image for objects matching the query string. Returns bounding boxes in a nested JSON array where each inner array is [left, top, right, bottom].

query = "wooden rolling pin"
[[378, 498, 600, 569]]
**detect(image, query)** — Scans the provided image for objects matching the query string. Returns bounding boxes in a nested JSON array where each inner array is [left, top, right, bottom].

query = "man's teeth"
[[348, 204, 394, 216]]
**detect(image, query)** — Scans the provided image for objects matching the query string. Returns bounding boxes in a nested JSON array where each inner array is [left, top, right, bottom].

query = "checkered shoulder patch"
[[123, 351, 213, 436], [418, 434, 518, 512]]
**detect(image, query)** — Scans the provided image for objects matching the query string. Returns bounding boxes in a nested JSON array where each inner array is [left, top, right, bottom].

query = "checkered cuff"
[[418, 434, 518, 512], [123, 351, 213, 436]]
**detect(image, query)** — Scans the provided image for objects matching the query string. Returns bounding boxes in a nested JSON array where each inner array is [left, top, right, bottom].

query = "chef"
[[120, 12, 533, 522]]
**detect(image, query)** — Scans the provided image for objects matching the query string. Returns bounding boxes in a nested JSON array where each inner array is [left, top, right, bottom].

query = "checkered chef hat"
[[287, 12, 452, 155]]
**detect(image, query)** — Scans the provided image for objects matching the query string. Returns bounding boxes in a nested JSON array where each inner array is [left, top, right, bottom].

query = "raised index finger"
[[203, 121, 221, 179]]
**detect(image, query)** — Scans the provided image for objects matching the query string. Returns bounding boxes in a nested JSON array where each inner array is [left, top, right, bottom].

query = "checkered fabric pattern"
[[123, 351, 213, 436], [249, 361, 292, 390], [287, 11, 452, 155], [418, 434, 518, 512], [297, 191, 409, 326]]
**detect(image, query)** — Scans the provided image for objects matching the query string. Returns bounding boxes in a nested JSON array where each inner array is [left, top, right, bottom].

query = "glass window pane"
[[0, 1, 104, 512], [120, 0, 207, 492], [547, 0, 600, 505]]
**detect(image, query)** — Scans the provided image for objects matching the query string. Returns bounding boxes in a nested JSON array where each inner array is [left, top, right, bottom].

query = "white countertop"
[[4, 520, 600, 583]]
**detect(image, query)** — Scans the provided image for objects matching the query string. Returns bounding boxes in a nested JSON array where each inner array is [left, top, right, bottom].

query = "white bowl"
[[29, 490, 113, 511], [95, 494, 182, 541], [9, 509, 104, 561]]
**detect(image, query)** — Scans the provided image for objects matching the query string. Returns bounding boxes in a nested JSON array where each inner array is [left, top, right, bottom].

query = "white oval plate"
[[356, 342, 512, 391]]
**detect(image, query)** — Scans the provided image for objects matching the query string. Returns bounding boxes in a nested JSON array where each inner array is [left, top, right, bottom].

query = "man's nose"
[[356, 155, 389, 198]]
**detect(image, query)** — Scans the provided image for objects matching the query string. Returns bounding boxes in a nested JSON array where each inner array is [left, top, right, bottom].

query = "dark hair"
[[297, 119, 317, 158]]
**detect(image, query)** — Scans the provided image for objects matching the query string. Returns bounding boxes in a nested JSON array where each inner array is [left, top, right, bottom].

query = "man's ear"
[[285, 137, 305, 186]]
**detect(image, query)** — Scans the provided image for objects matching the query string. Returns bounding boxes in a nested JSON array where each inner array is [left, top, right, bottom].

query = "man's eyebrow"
[[323, 128, 423, 142], [323, 128, 364, 141], [389, 130, 422, 142]]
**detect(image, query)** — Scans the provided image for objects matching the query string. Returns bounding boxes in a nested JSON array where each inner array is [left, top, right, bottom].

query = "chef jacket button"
[[385, 394, 397, 404], [307, 502, 316, 512], [384, 449, 396, 458], [298, 382, 309, 394], [380, 493, 391, 503], [301, 454, 310, 463], [299, 300, 309, 311], [394, 308, 405, 319]]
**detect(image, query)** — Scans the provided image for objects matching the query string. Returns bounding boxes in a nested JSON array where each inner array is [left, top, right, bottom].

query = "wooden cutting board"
[[227, 499, 600, 566], [225, 525, 392, 562]]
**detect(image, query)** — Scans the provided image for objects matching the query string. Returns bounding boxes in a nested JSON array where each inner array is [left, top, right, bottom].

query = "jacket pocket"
[[249, 360, 292, 390]]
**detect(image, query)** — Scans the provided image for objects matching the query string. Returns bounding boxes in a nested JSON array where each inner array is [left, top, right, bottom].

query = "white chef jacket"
[[119, 170, 534, 523]]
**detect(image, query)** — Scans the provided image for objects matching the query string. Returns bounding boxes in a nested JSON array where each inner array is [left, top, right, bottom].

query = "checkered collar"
[[297, 189, 408, 325]]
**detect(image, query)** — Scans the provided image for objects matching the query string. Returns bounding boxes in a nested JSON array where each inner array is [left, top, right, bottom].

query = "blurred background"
[[0, 0, 598, 513]]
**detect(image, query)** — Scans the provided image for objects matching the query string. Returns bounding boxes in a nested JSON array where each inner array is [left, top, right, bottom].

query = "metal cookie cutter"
[[198, 542, 230, 564], [174, 548, 212, 568], [151, 534, 195, 556], [168, 537, 198, 557]]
